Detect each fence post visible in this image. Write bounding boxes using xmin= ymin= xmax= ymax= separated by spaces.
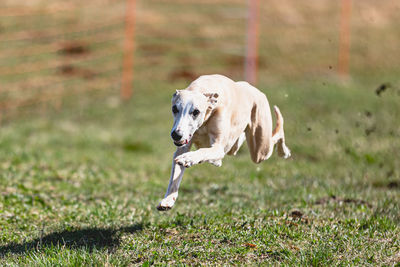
xmin=244 ymin=0 xmax=260 ymax=85
xmin=121 ymin=0 xmax=136 ymax=100
xmin=338 ymin=0 xmax=352 ymax=77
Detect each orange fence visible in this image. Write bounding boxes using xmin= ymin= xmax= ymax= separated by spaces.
xmin=121 ymin=0 xmax=136 ymax=100
xmin=338 ymin=0 xmax=352 ymax=77
xmin=3 ymin=0 xmax=394 ymax=122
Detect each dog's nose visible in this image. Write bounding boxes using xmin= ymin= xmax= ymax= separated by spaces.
xmin=171 ymin=130 xmax=182 ymax=141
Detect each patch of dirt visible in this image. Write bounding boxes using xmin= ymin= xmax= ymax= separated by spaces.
xmin=168 ymin=69 xmax=198 ymax=82
xmin=57 ymin=64 xmax=96 ymax=79
xmin=58 ymin=42 xmax=90 ymax=56
xmin=364 ymin=110 xmax=372 ymax=117
xmin=373 ymin=179 xmax=400 ymax=190
xmin=375 ymin=83 xmax=390 ymax=96
xmin=388 ymin=181 xmax=400 ymax=189
xmin=287 ymin=210 xmax=310 ymax=224
xmin=315 ymin=195 xmax=372 ymax=208
xmin=365 ymin=125 xmax=376 ymax=136
xmin=290 ymin=210 xmax=303 ymax=219
xmin=138 ymin=43 xmax=169 ymax=56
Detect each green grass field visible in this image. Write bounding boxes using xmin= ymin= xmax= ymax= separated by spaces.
xmin=1 ymin=0 xmax=400 ymax=265
xmin=1 ymin=77 xmax=399 ymax=265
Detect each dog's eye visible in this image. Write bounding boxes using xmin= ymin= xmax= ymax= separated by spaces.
xmin=192 ymin=109 xmax=200 ymax=117
xmin=172 ymin=105 xmax=179 ymax=114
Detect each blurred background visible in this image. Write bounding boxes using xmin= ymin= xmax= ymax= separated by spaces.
xmin=1 ymin=0 xmax=399 ymax=120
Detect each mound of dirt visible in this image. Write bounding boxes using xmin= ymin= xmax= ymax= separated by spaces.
xmin=57 ymin=64 xmax=96 ymax=79
xmin=58 ymin=42 xmax=90 ymax=56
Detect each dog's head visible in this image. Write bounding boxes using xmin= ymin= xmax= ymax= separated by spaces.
xmin=170 ymin=90 xmax=218 ymax=146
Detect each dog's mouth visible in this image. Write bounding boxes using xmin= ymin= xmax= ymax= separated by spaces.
xmin=173 ymin=134 xmax=192 ymax=147
xmin=174 ymin=139 xmax=189 ymax=147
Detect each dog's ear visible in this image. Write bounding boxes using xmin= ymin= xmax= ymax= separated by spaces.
xmin=173 ymin=90 xmax=181 ymax=98
xmin=204 ymin=93 xmax=219 ymax=109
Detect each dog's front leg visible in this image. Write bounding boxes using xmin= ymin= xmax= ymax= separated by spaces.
xmin=157 ymin=145 xmax=190 ymax=211
xmin=175 ymin=144 xmax=225 ymax=168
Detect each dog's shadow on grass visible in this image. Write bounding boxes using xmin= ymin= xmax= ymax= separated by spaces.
xmin=0 ymin=223 xmax=143 ymax=256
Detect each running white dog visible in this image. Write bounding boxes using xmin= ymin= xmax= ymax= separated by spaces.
xmin=157 ymin=74 xmax=291 ymax=211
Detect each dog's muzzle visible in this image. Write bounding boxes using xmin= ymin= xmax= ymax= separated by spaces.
xmin=171 ymin=130 xmax=191 ymax=146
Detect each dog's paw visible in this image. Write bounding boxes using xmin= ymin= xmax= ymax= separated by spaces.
xmin=280 ymin=144 xmax=291 ymax=159
xmin=209 ymin=159 xmax=222 ymax=167
xmin=277 ymin=139 xmax=291 ymax=159
xmin=156 ymin=204 xmax=172 ymax=211
xmin=283 ymin=146 xmax=291 ymax=159
xmin=157 ymin=194 xmax=177 ymax=211
xmin=175 ymin=152 xmax=199 ymax=168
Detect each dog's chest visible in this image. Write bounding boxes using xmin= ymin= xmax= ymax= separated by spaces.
xmin=192 ymin=127 xmax=210 ymax=148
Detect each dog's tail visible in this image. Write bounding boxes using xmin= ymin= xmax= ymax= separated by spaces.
xmin=272 ymin=105 xmax=291 ymax=159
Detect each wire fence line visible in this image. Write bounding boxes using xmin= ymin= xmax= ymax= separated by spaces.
xmin=0 ymin=0 xmax=126 ymax=120
xmin=1 ymin=0 xmax=398 ymax=121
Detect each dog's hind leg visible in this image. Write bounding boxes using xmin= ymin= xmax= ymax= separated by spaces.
xmin=271 ymin=106 xmax=291 ymax=159
xmin=246 ymin=99 xmax=291 ymax=163
xmin=245 ymin=96 xmax=274 ymax=163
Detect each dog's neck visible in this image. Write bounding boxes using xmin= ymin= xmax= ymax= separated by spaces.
xmin=202 ymin=107 xmax=216 ymax=126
